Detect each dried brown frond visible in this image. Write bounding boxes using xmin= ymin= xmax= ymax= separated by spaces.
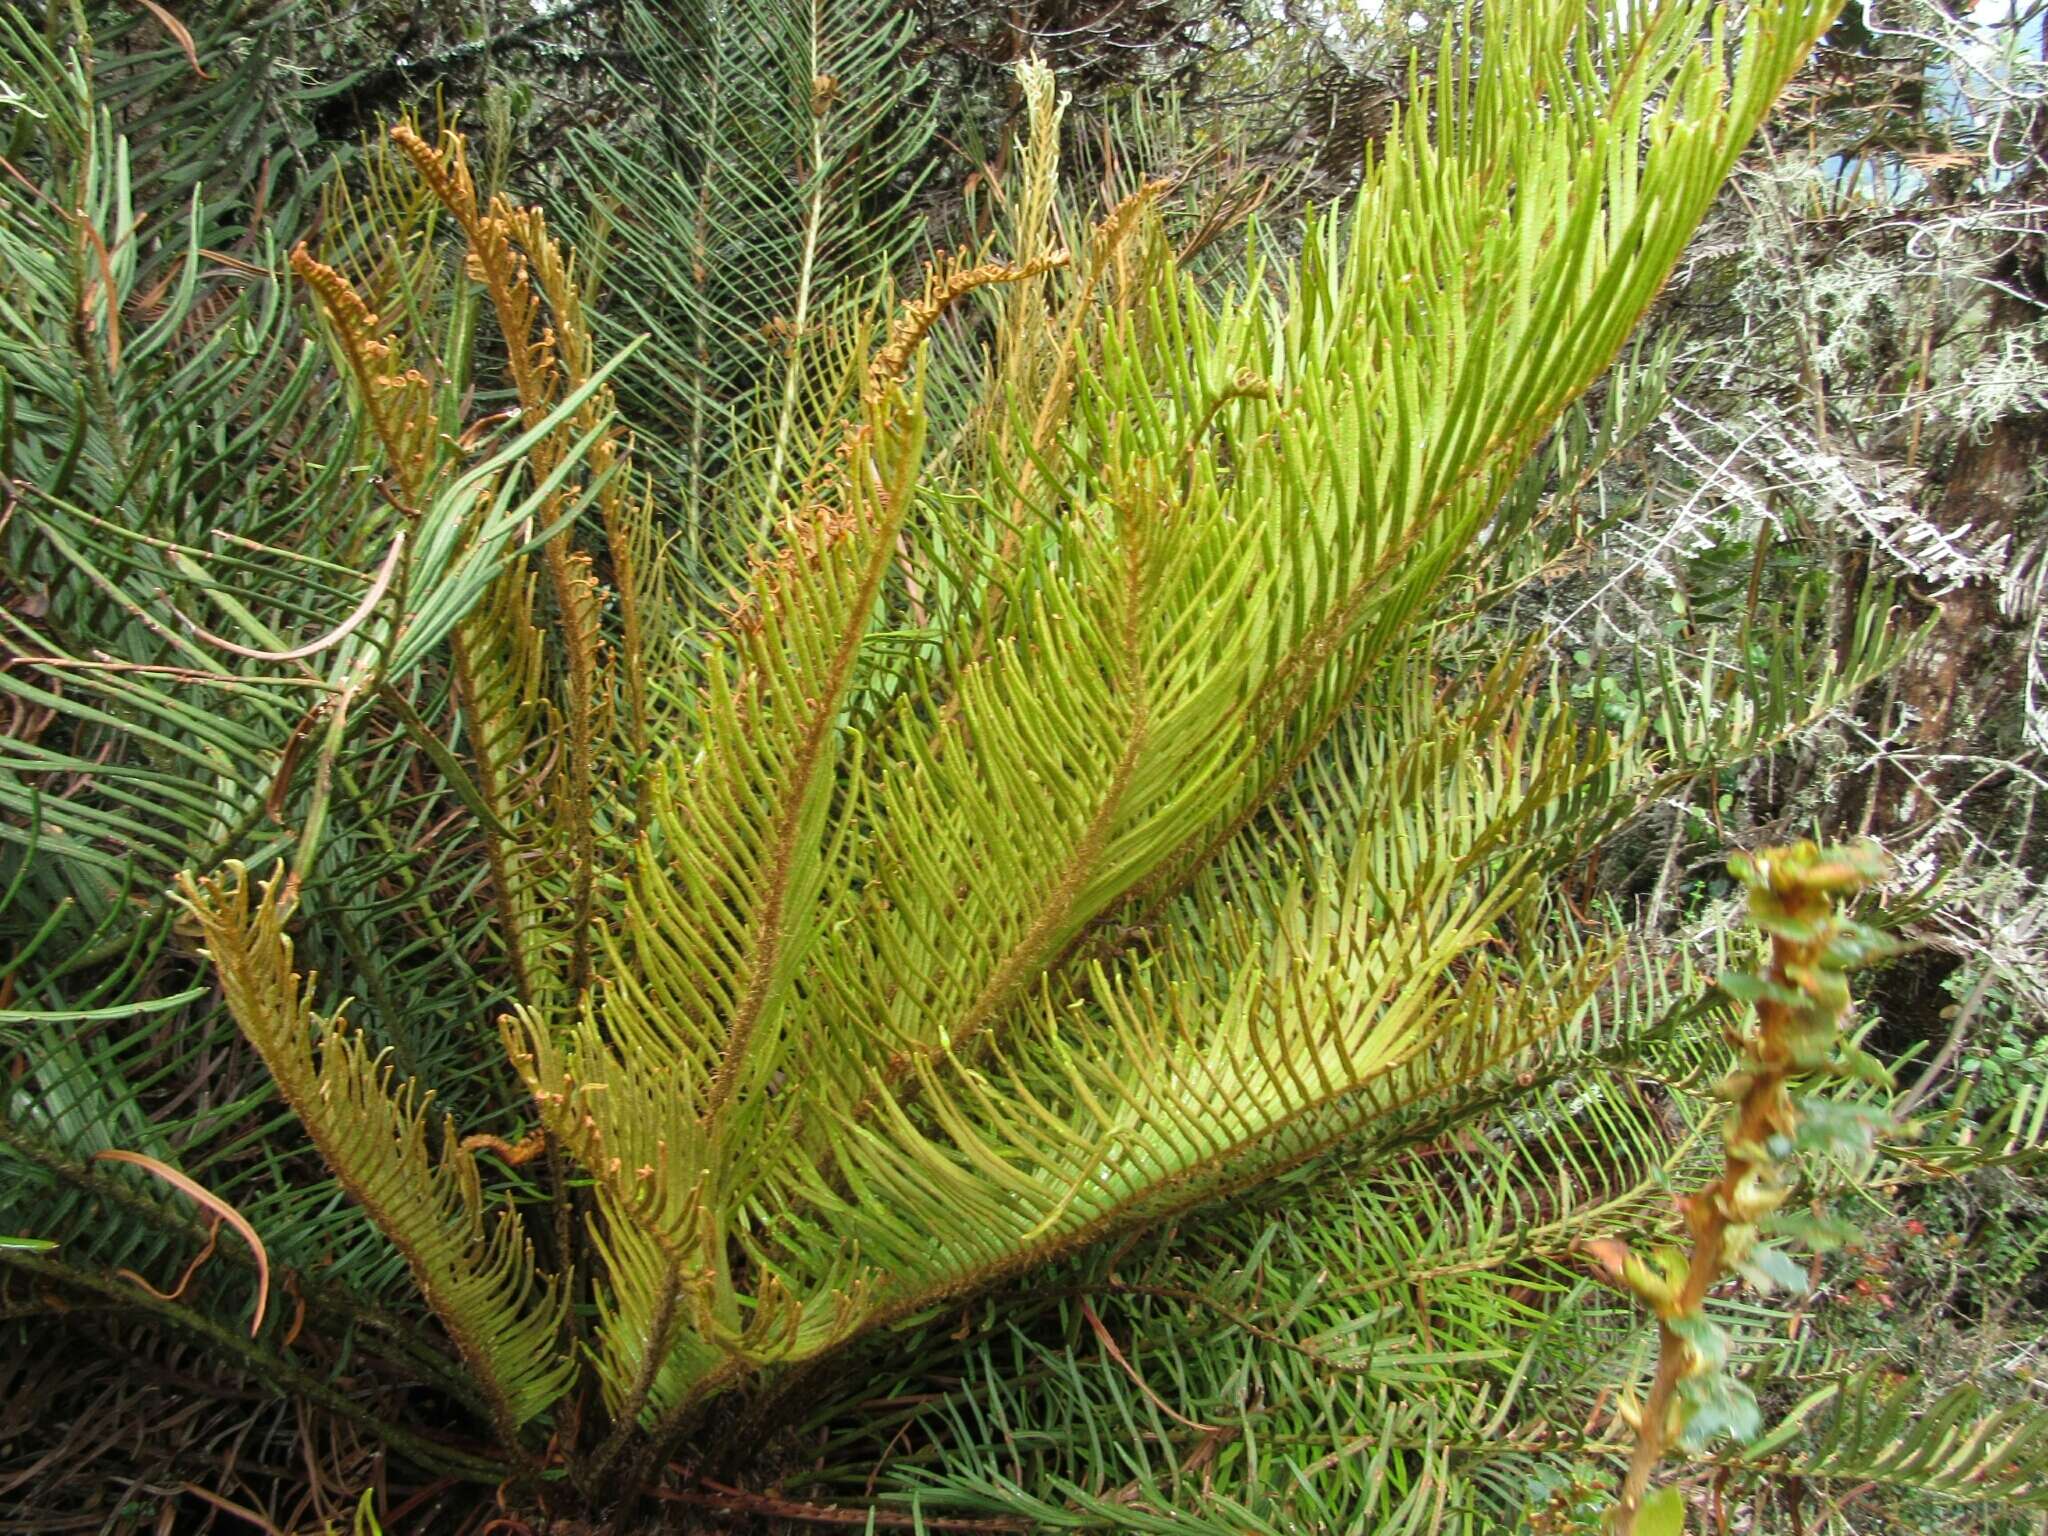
xmin=0 ymin=1308 xmax=404 ymax=1534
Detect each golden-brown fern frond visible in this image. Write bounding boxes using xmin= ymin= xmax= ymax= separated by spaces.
xmin=289 ymin=244 xmax=441 ymax=501
xmin=389 ymin=125 xmax=560 ymax=418
xmin=447 ymin=562 xmax=574 ymax=1016
xmin=507 ymin=393 xmax=927 ymax=1370
xmin=865 ymin=249 xmax=1070 ymax=404
xmin=378 ymin=122 xmax=647 ymax=1006
xmin=176 ymin=863 xmax=575 ymax=1442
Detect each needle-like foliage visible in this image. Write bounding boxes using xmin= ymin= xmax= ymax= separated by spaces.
xmin=5 ymin=0 xmax=1954 ymax=1520
xmin=484 ymin=0 xmax=1876 ymax=1443
xmin=565 ymin=0 xmax=939 ymax=548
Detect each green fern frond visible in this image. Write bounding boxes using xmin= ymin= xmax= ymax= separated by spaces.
xmin=782 ymin=663 xmax=1660 ymax=1324
xmin=567 ymin=0 xmax=939 ymax=541
xmin=8 ymin=0 xmax=1918 ymax=1511
xmin=1739 ymin=1368 xmax=2048 ymax=1510
xmin=509 ymin=386 xmax=929 ymax=1391
xmin=1645 ymin=578 xmax=1916 ymax=774
xmin=776 ymin=930 xmax=1740 ymax=1529
xmin=468 ymin=0 xmax=1858 ymax=1426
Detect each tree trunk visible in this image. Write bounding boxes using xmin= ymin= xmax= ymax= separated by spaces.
xmin=1864 ymin=246 xmax=2048 ymax=838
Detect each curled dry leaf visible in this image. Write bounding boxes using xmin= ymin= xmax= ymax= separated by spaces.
xmin=94 ymin=1148 xmax=270 ymax=1335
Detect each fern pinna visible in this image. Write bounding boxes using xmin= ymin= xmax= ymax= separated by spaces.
xmin=5 ymin=0 xmax=1919 ymax=1520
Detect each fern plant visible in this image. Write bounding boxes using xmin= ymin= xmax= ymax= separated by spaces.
xmin=3 ymin=0 xmax=1913 ymax=1521
xmin=773 ymin=959 xmax=2048 ymax=1534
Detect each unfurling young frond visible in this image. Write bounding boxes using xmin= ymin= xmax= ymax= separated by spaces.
xmin=176 ymin=863 xmax=573 ymax=1440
